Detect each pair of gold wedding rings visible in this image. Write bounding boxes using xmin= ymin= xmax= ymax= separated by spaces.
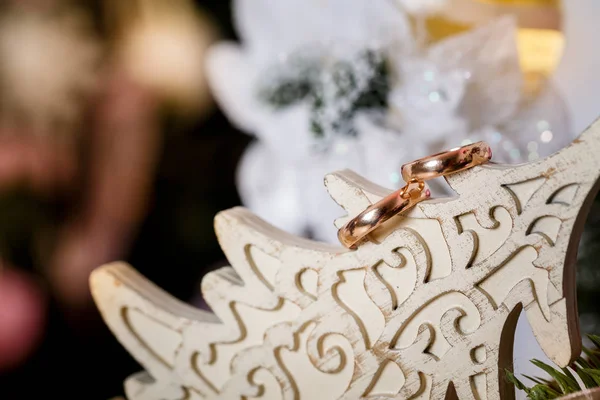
xmin=338 ymin=141 xmax=493 ymax=249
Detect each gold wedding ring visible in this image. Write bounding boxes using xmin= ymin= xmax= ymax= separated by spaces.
xmin=337 ymin=179 xmax=430 ymax=249
xmin=338 ymin=142 xmax=492 ymax=249
xmin=401 ymin=141 xmax=492 ymax=182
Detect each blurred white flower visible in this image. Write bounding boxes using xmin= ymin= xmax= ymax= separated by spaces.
xmin=208 ymin=0 xmax=572 ymax=243
xmin=208 ymin=0 xmax=415 ymax=241
xmin=0 ymin=7 xmax=101 ymax=133
xmin=208 ymin=0 xmax=414 ymax=160
xmin=387 ymin=17 xmax=524 ymax=149
xmin=388 ymin=59 xmax=469 ymax=144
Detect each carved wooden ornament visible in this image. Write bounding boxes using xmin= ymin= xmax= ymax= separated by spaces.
xmin=90 ymin=118 xmax=600 ymax=400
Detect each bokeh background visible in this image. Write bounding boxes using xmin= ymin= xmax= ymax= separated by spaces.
xmin=0 ymin=1 xmax=248 ymax=398
xmin=0 ymin=0 xmax=598 ymax=399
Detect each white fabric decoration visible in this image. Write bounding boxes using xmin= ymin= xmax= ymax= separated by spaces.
xmin=207 ymin=0 xmax=572 ymax=244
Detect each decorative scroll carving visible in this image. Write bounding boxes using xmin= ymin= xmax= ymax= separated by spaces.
xmin=90 ymin=118 xmax=600 ymax=399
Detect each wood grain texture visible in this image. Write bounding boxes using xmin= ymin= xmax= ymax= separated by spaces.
xmin=90 ymin=117 xmax=600 ymax=399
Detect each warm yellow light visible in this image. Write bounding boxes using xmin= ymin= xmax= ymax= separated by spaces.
xmin=106 ymin=0 xmax=218 ymax=117
xmin=517 ymin=28 xmax=565 ymax=77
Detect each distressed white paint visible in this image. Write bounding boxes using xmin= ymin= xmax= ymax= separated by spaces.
xmin=91 ymin=117 xmax=600 ymax=399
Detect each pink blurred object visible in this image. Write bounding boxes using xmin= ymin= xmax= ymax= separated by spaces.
xmin=49 ymin=67 xmax=160 ymax=307
xmin=0 ymin=135 xmax=75 ymax=193
xmin=0 ymin=266 xmax=47 ymax=371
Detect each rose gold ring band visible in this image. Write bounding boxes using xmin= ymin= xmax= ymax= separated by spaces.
xmin=337 ymin=180 xmax=430 ymax=249
xmin=401 ymin=141 xmax=492 ymax=182
xmin=338 ymin=142 xmax=492 ymax=249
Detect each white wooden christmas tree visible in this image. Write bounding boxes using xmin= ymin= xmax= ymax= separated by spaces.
xmin=90 ymin=117 xmax=600 ymax=399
